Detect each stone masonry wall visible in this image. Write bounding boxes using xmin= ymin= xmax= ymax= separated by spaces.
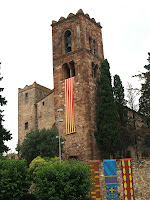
xmin=36 ymin=92 xmax=55 ymax=130
xmin=18 ymin=82 xmax=52 ymax=144
xmin=18 ymin=85 xmax=37 ymax=144
xmin=98 ymin=158 xmax=150 ymax=200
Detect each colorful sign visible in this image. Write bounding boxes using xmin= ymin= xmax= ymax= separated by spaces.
xmin=104 ymin=159 xmax=118 ymax=200
xmin=88 ymin=160 xmax=101 ymax=200
xmin=120 ymin=158 xmax=135 ymax=200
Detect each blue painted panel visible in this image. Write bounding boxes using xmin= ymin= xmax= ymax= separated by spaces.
xmin=104 ymin=159 xmax=118 ymax=200
xmin=104 ymin=159 xmax=117 ymax=176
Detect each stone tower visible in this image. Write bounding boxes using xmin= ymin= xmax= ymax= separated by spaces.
xmin=52 ymin=9 xmax=104 ymax=161
xmin=18 ymin=82 xmax=54 ymax=144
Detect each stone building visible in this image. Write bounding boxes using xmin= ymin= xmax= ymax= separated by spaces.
xmin=52 ymin=9 xmax=104 ymax=161
xmin=18 ymin=9 xmax=149 ymax=161
xmin=18 ymin=9 xmax=104 ymax=161
xmin=18 ymin=82 xmax=55 ymax=144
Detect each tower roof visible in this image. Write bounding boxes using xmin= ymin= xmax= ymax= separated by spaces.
xmin=51 ymin=9 xmax=102 ymax=28
xmin=18 ymin=82 xmax=53 ymax=93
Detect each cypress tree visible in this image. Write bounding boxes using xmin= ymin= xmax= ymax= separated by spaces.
xmin=94 ymin=59 xmax=120 ymax=157
xmin=113 ymin=74 xmax=128 ymax=126
xmin=113 ymin=76 xmax=135 ymax=157
xmin=139 ymin=53 xmax=150 ymax=128
xmin=0 ymin=67 xmax=12 ymax=153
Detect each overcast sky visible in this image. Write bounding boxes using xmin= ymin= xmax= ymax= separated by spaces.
xmin=0 ymin=0 xmax=150 ymax=153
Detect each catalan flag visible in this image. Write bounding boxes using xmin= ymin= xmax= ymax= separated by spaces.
xmin=65 ymin=77 xmax=75 ymax=134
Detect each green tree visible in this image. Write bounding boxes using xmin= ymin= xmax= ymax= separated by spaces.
xmin=33 ymin=160 xmax=92 ymax=200
xmin=94 ymin=59 xmax=120 ymax=157
xmin=113 ymin=74 xmax=128 ymax=126
xmin=17 ymin=128 xmax=63 ymax=164
xmin=0 ymin=69 xmax=12 ymax=153
xmin=139 ymin=52 xmax=150 ymax=128
xmin=0 ymin=158 xmax=31 ymax=200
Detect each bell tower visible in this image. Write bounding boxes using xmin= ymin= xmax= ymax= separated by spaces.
xmin=52 ymin=9 xmax=104 ymax=161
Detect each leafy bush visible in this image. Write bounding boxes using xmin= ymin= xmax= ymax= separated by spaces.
xmin=33 ymin=160 xmax=92 ymax=200
xmin=0 ymin=158 xmax=31 ymax=200
xmin=29 ymin=156 xmax=60 ymax=180
xmin=0 ymin=153 xmax=6 ymax=160
xmin=29 ymin=156 xmax=46 ymax=179
xmin=18 ymin=193 xmax=37 ymax=200
xmin=44 ymin=156 xmax=59 ymax=163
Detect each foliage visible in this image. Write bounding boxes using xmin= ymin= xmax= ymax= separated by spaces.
xmin=119 ymin=126 xmax=134 ymax=157
xmin=113 ymin=74 xmax=128 ymax=126
xmin=17 ymin=128 xmax=62 ymax=165
xmin=0 ymin=158 xmax=31 ymax=200
xmin=18 ymin=193 xmax=37 ymax=200
xmin=29 ymin=156 xmax=46 ymax=179
xmin=94 ymin=59 xmax=121 ymax=156
xmin=144 ymin=135 xmax=150 ymax=147
xmin=139 ymin=52 xmax=150 ymax=128
xmin=44 ymin=156 xmax=59 ymax=163
xmin=29 ymin=156 xmax=60 ymax=178
xmin=113 ymin=75 xmax=133 ymax=156
xmin=0 ymin=74 xmax=12 ymax=153
xmin=0 ymin=153 xmax=7 ymax=160
xmin=33 ymin=160 xmax=92 ymax=200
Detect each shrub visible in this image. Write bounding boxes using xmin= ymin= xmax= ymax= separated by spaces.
xmin=29 ymin=156 xmax=60 ymax=180
xmin=44 ymin=156 xmax=59 ymax=164
xmin=29 ymin=156 xmax=46 ymax=179
xmin=33 ymin=160 xmax=92 ymax=200
xmin=0 ymin=158 xmax=31 ymax=200
xmin=19 ymin=193 xmax=37 ymax=200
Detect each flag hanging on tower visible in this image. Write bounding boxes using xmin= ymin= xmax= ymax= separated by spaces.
xmin=65 ymin=77 xmax=75 ymax=134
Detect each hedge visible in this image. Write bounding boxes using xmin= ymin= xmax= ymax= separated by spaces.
xmin=0 ymin=158 xmax=31 ymax=200
xmin=33 ymin=160 xmax=92 ymax=200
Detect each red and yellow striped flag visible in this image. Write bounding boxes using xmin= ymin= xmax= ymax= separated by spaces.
xmin=65 ymin=77 xmax=75 ymax=134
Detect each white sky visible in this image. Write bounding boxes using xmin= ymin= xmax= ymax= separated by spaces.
xmin=0 ymin=0 xmax=150 ymax=152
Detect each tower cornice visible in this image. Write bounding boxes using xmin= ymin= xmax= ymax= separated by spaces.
xmin=51 ymin=9 xmax=102 ymax=29
xmin=53 ymin=47 xmax=103 ymax=62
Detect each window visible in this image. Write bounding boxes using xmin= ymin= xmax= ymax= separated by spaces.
xmin=94 ymin=64 xmax=98 ymax=78
xmin=89 ymin=37 xmax=92 ymax=52
xmin=42 ymin=101 xmax=45 ymax=106
xmin=68 ymin=156 xmax=78 ymax=160
xmin=64 ymin=30 xmax=72 ymax=53
xmin=92 ymin=62 xmax=95 ymax=77
xmin=89 ymin=37 xmax=97 ymax=55
xmin=93 ymin=40 xmax=96 ymax=55
xmin=63 ymin=63 xmax=70 ymax=79
xmin=63 ymin=61 xmax=75 ymax=80
xmin=25 ymin=122 xmax=28 ymax=130
xmin=25 ymin=92 xmax=28 ymax=98
xmin=69 ymin=61 xmax=75 ymax=77
xmin=92 ymin=62 xmax=98 ymax=78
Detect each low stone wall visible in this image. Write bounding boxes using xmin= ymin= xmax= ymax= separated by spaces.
xmin=98 ymin=158 xmax=150 ymax=200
